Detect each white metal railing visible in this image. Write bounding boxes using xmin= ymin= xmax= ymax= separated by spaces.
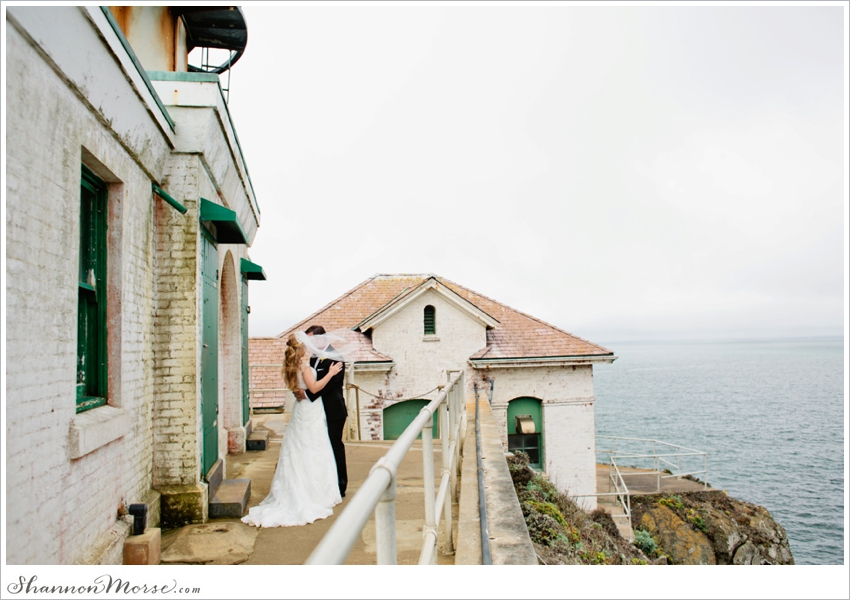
xmin=576 ymin=436 xmax=709 ymax=536
xmin=306 ymin=370 xmax=466 ymax=565
xmin=597 ymin=435 xmax=708 ymax=491
xmin=607 ymin=460 xmax=633 ymax=537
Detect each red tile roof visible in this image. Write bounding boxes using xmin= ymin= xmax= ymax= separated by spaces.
xmin=254 ymin=274 xmax=611 ymax=362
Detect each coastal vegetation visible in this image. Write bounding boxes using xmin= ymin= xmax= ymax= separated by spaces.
xmin=507 ymin=452 xmax=795 ymax=565
xmin=507 ymin=453 xmax=649 ymax=565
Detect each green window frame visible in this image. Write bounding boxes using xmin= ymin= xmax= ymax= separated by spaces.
xmin=423 ymin=305 xmax=436 ymax=335
xmin=77 ymin=166 xmax=108 ymax=413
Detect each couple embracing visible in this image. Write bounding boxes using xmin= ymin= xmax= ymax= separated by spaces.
xmin=242 ymin=325 xmax=352 ymax=528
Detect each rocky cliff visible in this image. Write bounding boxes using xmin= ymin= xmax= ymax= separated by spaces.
xmin=508 ymin=453 xmax=795 ymax=565
xmin=631 ymin=491 xmax=794 ymax=565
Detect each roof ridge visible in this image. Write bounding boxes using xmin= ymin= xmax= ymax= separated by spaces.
xmin=437 ymin=276 xmax=612 ymax=355
xmin=275 ymin=275 xmax=378 ymax=338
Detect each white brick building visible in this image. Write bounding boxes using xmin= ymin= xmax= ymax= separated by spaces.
xmin=250 ymin=275 xmax=616 ymax=510
xmin=5 ymin=6 xmax=265 ymax=564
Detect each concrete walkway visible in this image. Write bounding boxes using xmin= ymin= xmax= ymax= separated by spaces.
xmin=160 ymin=414 xmax=457 ymax=565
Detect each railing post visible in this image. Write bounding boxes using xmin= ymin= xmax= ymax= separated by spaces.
xmin=656 ymin=456 xmax=661 ymax=492
xmin=449 ymin=383 xmax=458 ymax=502
xmin=421 ymin=410 xmax=436 ymax=559
xmin=374 ymin=464 xmax=398 ymax=565
xmin=355 ymin=386 xmax=361 ymax=441
xmin=440 ymin=397 xmax=454 ymax=554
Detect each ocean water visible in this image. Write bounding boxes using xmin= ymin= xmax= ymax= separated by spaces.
xmin=592 ymin=337 xmax=845 ymax=565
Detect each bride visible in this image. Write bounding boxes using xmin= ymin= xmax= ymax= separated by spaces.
xmin=242 ymin=333 xmax=343 ymax=527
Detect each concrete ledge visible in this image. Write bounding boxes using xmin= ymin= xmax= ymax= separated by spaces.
xmin=69 ymin=405 xmax=130 ymax=459
xmin=140 ymin=489 xmax=162 ymax=529
xmin=478 ymin=400 xmax=537 ymax=565
xmin=75 ymin=517 xmax=132 ymax=565
xmin=124 ymin=528 xmax=161 ymax=565
xmin=456 ymin=416 xmax=483 ymax=564
xmin=157 ymin=484 xmax=208 ymax=530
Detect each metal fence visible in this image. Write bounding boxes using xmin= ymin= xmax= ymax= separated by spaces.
xmin=597 ymin=435 xmax=708 ymax=489
xmin=306 ymin=370 xmax=466 ymax=565
xmin=594 ymin=435 xmax=708 ymax=535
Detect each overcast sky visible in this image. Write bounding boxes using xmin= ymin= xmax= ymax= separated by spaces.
xmin=225 ymin=3 xmax=846 ymax=343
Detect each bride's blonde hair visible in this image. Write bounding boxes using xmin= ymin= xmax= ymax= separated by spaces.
xmin=282 ymin=334 xmax=304 ymax=391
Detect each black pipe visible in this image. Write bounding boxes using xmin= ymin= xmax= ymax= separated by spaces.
xmin=474 ymin=383 xmax=492 ymax=565
xmin=128 ymin=504 xmax=147 ymax=536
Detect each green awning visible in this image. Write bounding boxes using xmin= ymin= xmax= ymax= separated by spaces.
xmin=240 ymin=258 xmax=267 ymax=280
xmin=200 ymin=198 xmax=247 ymax=244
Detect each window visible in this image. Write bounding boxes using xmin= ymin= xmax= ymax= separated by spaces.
xmin=77 ymin=166 xmax=108 ymax=413
xmin=423 ymin=305 xmax=436 ymax=335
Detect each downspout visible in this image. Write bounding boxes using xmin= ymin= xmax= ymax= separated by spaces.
xmin=474 ymin=383 xmax=492 ymax=565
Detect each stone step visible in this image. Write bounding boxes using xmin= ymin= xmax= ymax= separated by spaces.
xmin=246 ymin=430 xmax=269 ymax=451
xmin=209 ymin=479 xmax=251 ymax=519
xmin=206 ymin=458 xmax=224 ymax=497
xmin=597 ymin=497 xmax=634 ymax=542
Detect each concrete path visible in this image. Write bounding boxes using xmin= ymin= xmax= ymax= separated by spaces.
xmin=161 ymin=414 xmax=457 ymax=565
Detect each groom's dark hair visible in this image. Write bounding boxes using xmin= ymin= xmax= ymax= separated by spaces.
xmin=305 ymin=325 xmax=326 ymax=335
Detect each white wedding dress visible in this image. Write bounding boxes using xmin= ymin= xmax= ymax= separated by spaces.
xmin=242 ymin=369 xmax=341 ymax=527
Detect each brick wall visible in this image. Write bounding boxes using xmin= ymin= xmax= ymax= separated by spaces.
xmin=152 ymin=155 xmax=201 ymax=487
xmin=5 ymin=15 xmax=167 ymax=564
xmin=486 ymin=364 xmax=598 ymax=510
xmin=248 ymin=338 xmax=288 ymax=410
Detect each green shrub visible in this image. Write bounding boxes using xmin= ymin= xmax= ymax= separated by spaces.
xmin=688 ymin=511 xmax=707 ymax=532
xmin=658 ymin=495 xmax=684 ymax=511
xmin=525 ymin=511 xmax=564 ymax=547
xmin=633 ymin=529 xmax=657 ymax=555
xmin=590 ymin=508 xmax=621 ymax=539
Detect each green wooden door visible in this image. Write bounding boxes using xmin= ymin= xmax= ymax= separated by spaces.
xmin=241 ymin=276 xmax=250 ymax=426
xmin=201 ymin=232 xmax=219 ymax=476
xmin=383 ymin=400 xmax=440 ymax=440
xmin=507 ymin=397 xmax=543 ymax=469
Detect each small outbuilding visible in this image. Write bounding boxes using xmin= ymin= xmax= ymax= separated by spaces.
xmin=250 ymin=274 xmax=615 ymax=509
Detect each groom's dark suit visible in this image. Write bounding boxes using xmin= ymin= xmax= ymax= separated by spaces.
xmin=307 ymin=352 xmax=348 ymax=497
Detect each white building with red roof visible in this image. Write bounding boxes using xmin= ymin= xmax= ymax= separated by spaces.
xmin=249 ymin=274 xmax=616 ymax=508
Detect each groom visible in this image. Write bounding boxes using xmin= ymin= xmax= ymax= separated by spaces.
xmin=298 ymin=325 xmax=348 ymax=498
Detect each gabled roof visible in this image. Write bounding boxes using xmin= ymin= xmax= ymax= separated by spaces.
xmin=356 ymin=276 xmax=499 ymax=331
xmin=274 ymin=274 xmax=612 ymax=361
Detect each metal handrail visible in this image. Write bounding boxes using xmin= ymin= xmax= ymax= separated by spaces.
xmin=608 ymin=460 xmax=633 ymax=539
xmin=306 ymin=370 xmax=466 ymax=565
xmin=597 ymin=435 xmax=708 ymax=491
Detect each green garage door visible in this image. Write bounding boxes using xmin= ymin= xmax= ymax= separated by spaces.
xmin=383 ymin=400 xmax=440 ymax=440
xmin=507 ymin=397 xmax=543 ymax=469
xmin=201 ymin=231 xmax=219 ymax=477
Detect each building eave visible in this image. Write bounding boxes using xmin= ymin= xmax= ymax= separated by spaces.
xmin=469 ymin=355 xmax=617 ymax=369
xmin=350 ymin=361 xmax=395 ymax=373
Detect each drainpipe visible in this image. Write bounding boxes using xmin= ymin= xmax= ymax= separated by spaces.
xmin=473 ymin=383 xmax=492 ymax=565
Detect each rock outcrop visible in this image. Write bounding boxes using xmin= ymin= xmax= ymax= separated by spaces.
xmin=639 ymin=505 xmax=715 ymax=565
xmin=631 ymin=491 xmax=794 ymax=565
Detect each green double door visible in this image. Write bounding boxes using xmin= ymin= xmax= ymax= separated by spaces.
xmin=507 ymin=397 xmax=543 ymax=469
xmin=201 ymin=232 xmax=219 ymax=477
xmin=383 ymin=400 xmax=440 ymax=440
